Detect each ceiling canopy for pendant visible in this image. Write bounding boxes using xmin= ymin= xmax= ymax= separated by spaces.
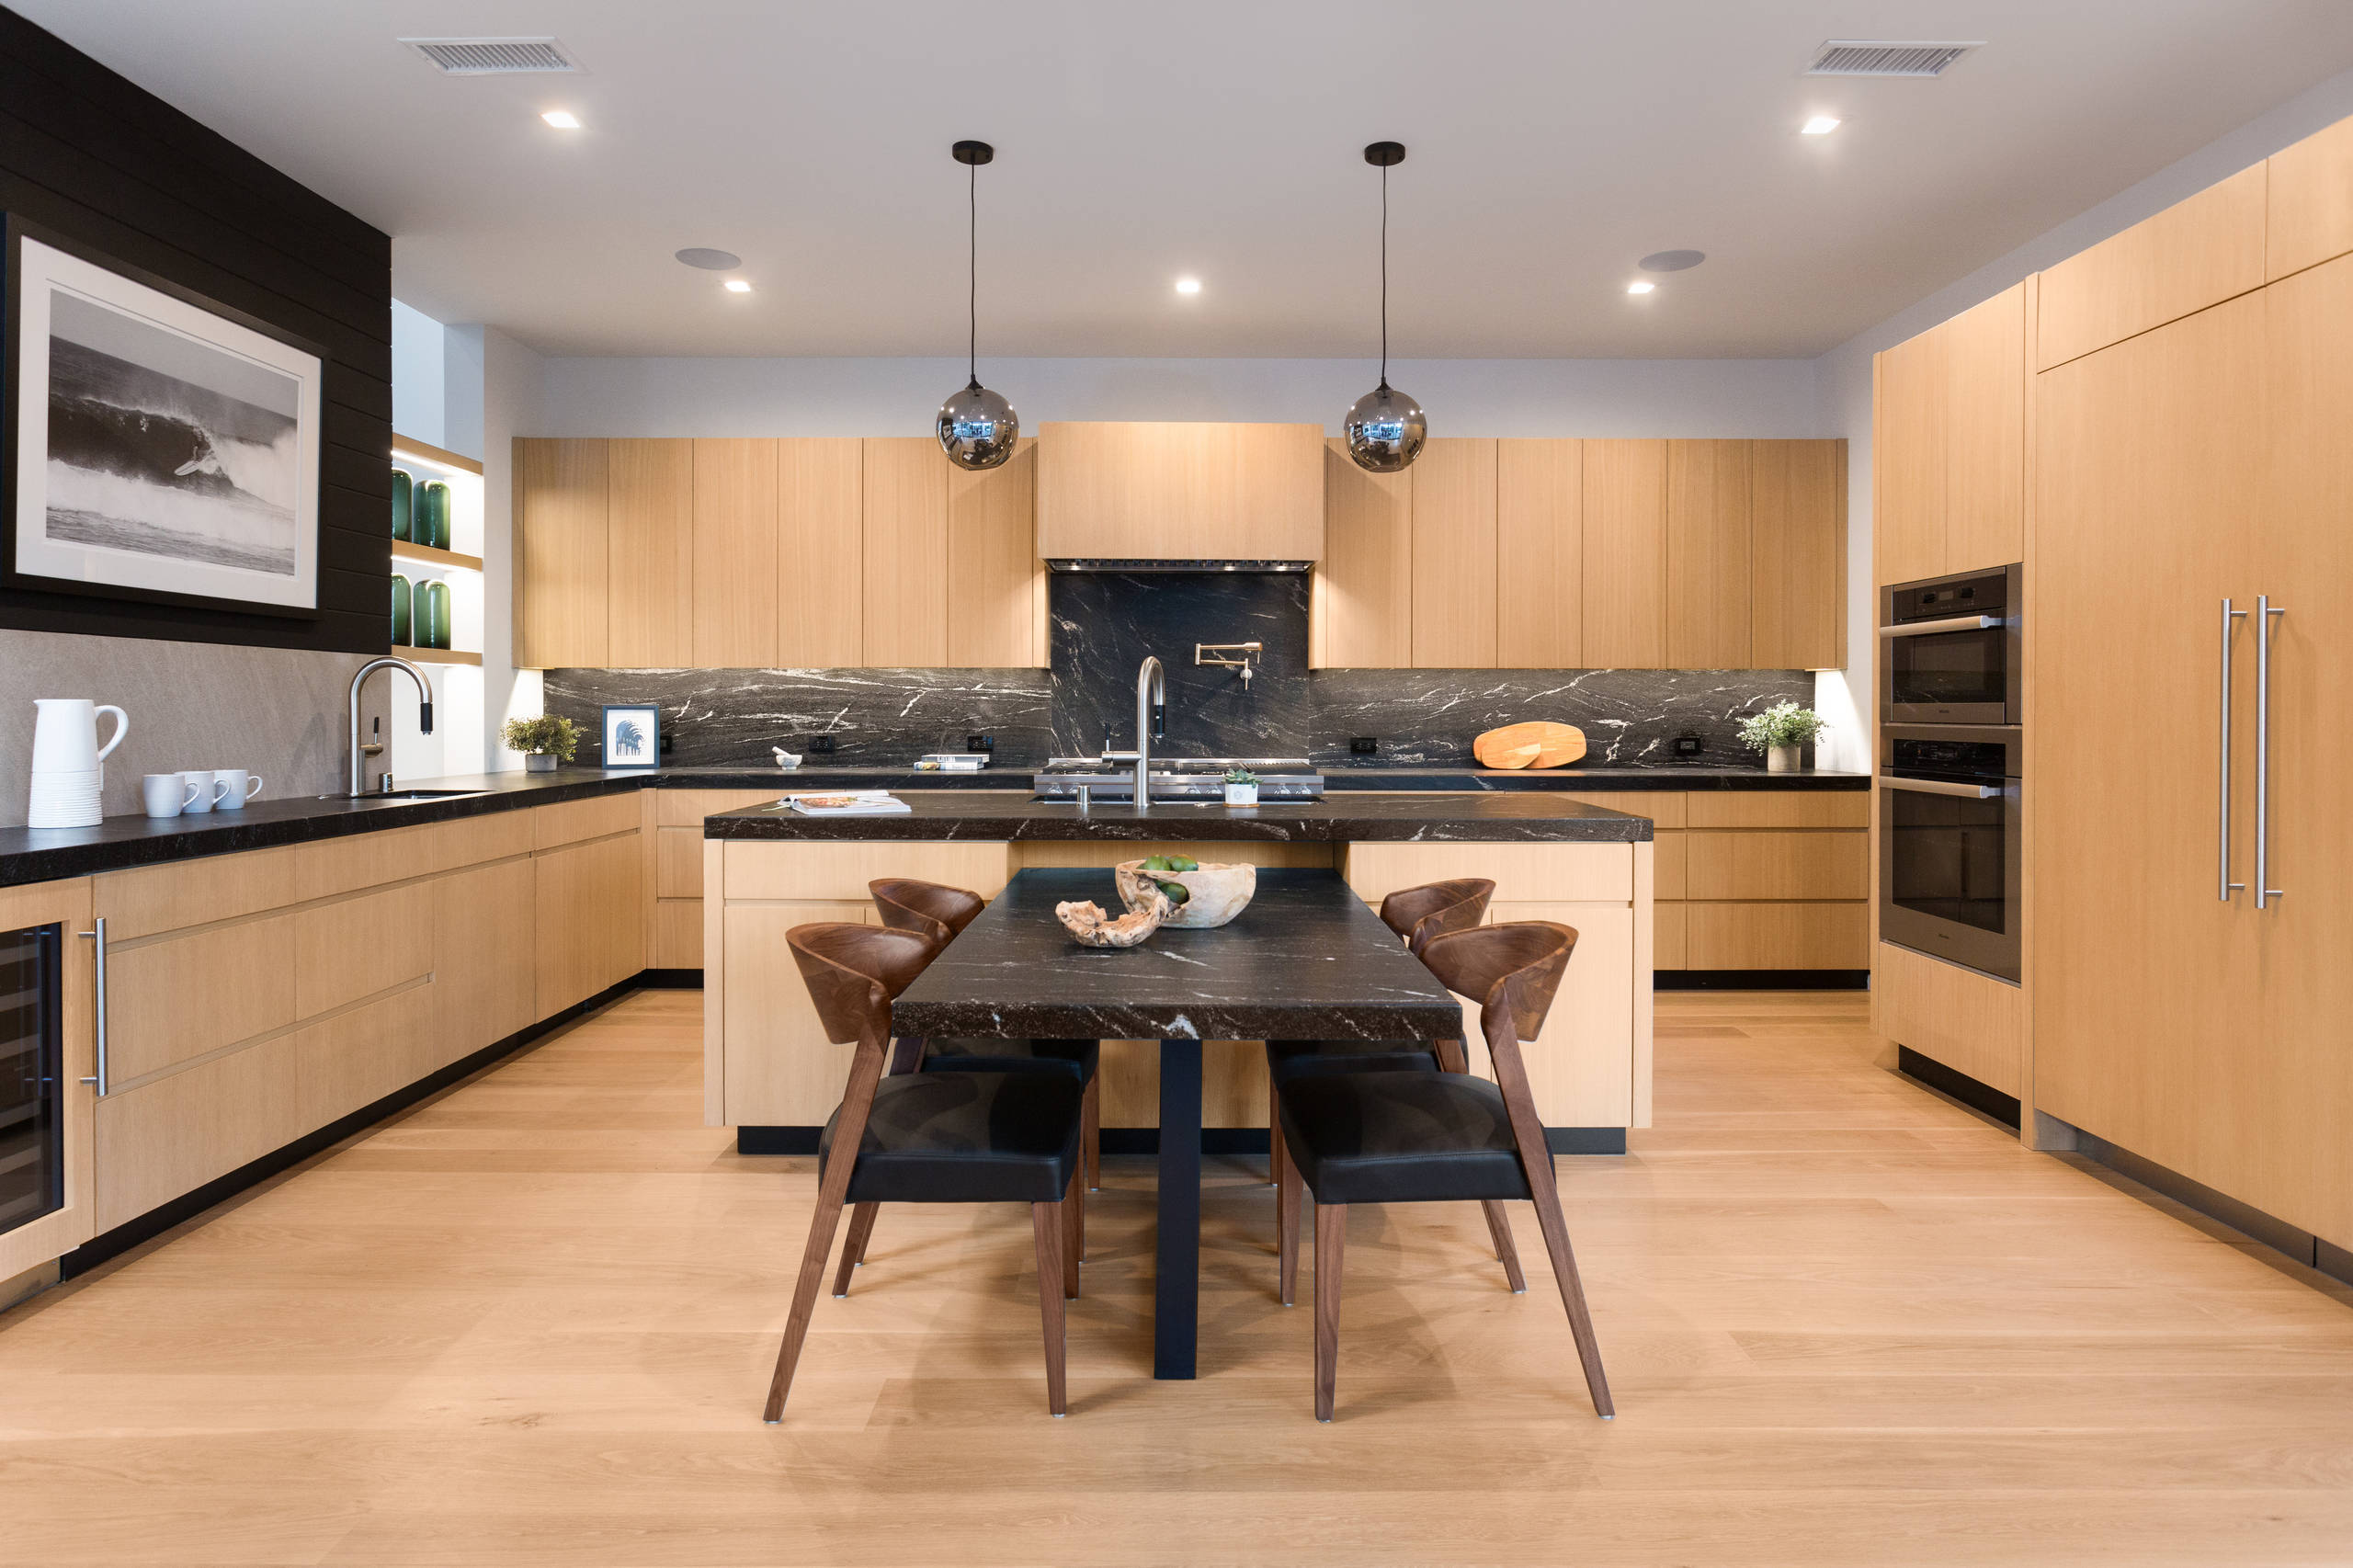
xmin=1343 ymin=140 xmax=1427 ymax=475
xmin=937 ymin=139 xmax=1020 ymax=472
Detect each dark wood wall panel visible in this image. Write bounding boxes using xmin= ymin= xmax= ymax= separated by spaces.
xmin=0 ymin=6 xmax=392 ymax=654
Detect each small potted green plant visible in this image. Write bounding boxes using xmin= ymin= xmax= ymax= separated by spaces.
xmin=501 ymin=714 xmax=583 ymax=774
xmin=1222 ymin=767 xmax=1259 ymax=807
xmin=1738 ymin=701 xmax=1826 ymax=774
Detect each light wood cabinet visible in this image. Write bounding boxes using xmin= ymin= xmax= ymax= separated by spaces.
xmin=1409 ymin=437 xmax=1498 ymax=668
xmin=606 ymin=437 xmax=694 ymax=666
xmin=1035 ymin=421 xmax=1324 ymax=561
xmin=1872 ymin=326 xmax=1945 ymax=587
xmin=946 ymin=437 xmax=1043 ymax=666
xmin=1580 ymin=438 xmax=1669 ymax=666
xmin=1750 ymin=438 xmax=1846 ymax=669
xmin=1873 ymin=284 xmax=2024 ymax=586
xmin=690 ymin=437 xmax=780 ymax=667
xmin=534 ymin=830 xmax=646 ymax=1016
xmin=436 ymin=856 xmax=538 ymax=1052
xmin=2036 ymin=164 xmax=2267 ymax=371
xmin=2268 ymin=115 xmax=2353 ymax=282
xmin=1313 ymin=440 xmax=1413 ymax=669
xmin=861 ymin=437 xmax=949 ymax=665
xmin=1495 ymin=438 xmax=1582 ymax=668
xmin=513 ymin=437 xmax=608 ymax=668
xmin=652 ymin=789 xmax=785 ymax=969
xmin=1872 ymin=940 xmax=2021 ymax=1098
xmin=1665 ymin=438 xmax=1753 ymax=667
xmin=778 ymin=438 xmax=865 ymax=667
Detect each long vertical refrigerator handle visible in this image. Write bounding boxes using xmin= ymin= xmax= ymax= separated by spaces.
xmin=2221 ymin=599 xmax=2246 ymax=901
xmin=2256 ymin=597 xmax=2287 ymax=909
xmin=76 ymin=915 xmax=108 ymax=1096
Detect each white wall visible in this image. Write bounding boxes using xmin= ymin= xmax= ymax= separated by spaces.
xmin=1808 ymin=62 xmax=2353 ymax=772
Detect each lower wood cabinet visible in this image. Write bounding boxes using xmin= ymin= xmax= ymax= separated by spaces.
xmin=534 ymin=831 xmax=645 ymax=1016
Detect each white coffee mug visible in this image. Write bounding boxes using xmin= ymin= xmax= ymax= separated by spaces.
xmin=179 ymin=769 xmax=227 ymax=813
xmin=143 ymin=773 xmax=199 ymax=818
xmin=210 ymin=769 xmax=264 ymax=808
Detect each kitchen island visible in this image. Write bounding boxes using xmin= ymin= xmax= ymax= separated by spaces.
xmin=703 ymin=791 xmax=1654 ymax=1149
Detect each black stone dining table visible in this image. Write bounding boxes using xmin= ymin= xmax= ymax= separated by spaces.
xmin=890 ymin=866 xmax=1468 ymax=1380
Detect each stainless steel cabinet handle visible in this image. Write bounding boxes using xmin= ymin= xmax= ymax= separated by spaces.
xmin=76 ymin=915 xmax=108 ymax=1096
xmin=1878 ymin=614 xmax=2002 ymax=639
xmin=1880 ymin=775 xmax=2002 ymax=800
xmin=2256 ymin=597 xmax=2286 ymax=909
xmin=2221 ymin=598 xmax=2247 ymax=901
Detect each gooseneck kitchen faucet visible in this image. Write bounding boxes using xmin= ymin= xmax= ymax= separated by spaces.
xmin=347 ymin=655 xmax=434 ymax=796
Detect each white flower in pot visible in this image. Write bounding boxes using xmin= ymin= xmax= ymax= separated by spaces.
xmin=1222 ymin=767 xmax=1259 ymax=806
xmin=1737 ymin=701 xmax=1826 ymax=774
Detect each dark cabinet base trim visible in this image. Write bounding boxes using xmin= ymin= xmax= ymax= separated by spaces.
xmin=736 ymin=1125 xmax=1629 ymax=1157
xmin=1896 ymin=1046 xmax=2023 ymax=1130
xmin=2070 ymin=1130 xmax=2353 ymax=1291
xmin=1656 ymin=969 xmax=1869 ymax=990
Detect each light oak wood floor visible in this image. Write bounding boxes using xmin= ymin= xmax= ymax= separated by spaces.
xmin=6 ymin=988 xmax=2353 ymax=1565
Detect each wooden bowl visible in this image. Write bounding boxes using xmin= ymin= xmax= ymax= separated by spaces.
xmin=1114 ymin=859 xmax=1256 ymax=929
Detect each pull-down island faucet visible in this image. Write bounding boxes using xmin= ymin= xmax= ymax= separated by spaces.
xmin=347 ymin=655 xmax=434 ymax=797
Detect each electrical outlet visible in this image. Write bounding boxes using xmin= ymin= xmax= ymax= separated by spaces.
xmin=808 ymin=734 xmax=837 ymax=756
xmin=966 ymin=733 xmax=995 ymax=753
xmin=1674 ymin=734 xmax=1704 ymax=757
xmin=1350 ymin=736 xmax=1379 ymax=755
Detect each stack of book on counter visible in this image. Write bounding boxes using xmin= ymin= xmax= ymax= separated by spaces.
xmin=783 ymin=790 xmax=912 ymax=816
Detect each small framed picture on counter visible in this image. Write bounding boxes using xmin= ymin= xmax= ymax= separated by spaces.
xmin=601 ymin=704 xmax=661 ymax=769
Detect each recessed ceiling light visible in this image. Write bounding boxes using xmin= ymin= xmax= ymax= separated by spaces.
xmin=541 ymin=109 xmax=582 ymax=130
xmin=723 ymin=278 xmax=752 ymax=294
xmin=1175 ymin=278 xmax=1202 ymax=296
xmin=1802 ymin=115 xmax=1842 ymax=135
xmin=1626 ymin=279 xmax=1656 ymax=295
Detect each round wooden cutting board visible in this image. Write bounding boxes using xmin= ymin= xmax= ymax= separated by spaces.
xmin=1472 ymin=721 xmax=1587 ymax=769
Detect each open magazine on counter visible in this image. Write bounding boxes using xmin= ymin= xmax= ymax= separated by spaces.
xmin=782 ymin=790 xmax=913 ymax=816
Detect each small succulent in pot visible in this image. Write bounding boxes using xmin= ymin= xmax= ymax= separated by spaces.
xmin=1222 ymin=767 xmax=1260 ymax=806
xmin=502 ymin=715 xmax=583 ymax=773
xmin=1737 ymin=701 xmax=1826 ymax=774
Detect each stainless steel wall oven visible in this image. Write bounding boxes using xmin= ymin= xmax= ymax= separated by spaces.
xmin=1879 ymin=564 xmax=2022 ymax=726
xmin=1878 ymin=724 xmax=2021 ymax=983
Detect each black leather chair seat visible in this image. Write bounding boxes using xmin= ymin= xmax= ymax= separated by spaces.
xmin=922 ymin=1038 xmax=1099 ymax=1081
xmin=1266 ymin=1040 xmax=1440 ymax=1085
xmin=1277 ymin=1072 xmax=1542 ymax=1206
xmin=821 ymin=1072 xmax=1083 ymax=1204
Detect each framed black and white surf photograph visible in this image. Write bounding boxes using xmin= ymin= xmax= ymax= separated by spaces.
xmin=3 ymin=221 xmax=324 ymax=616
xmin=602 ymin=704 xmax=661 ymax=769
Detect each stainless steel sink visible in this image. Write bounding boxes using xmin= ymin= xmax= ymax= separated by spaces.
xmin=322 ymin=789 xmax=493 ymax=802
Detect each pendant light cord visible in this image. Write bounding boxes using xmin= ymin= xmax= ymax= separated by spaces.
xmin=968 ymin=160 xmax=980 ymax=388
xmin=1379 ymin=162 xmax=1390 ymax=389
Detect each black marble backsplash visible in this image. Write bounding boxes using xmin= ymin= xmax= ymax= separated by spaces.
xmin=545 ymin=572 xmax=1814 ymax=769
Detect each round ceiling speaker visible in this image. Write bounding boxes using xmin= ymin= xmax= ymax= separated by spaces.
xmin=675 ymin=247 xmax=743 ymax=270
xmin=1639 ymin=249 xmax=1707 ymax=272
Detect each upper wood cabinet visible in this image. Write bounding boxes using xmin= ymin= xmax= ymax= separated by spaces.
xmin=606 ymin=438 xmax=693 ymax=666
xmin=2037 ymin=164 xmax=2266 ymax=371
xmin=1665 ymin=439 xmax=1752 ymax=668
xmin=861 ymin=437 xmax=949 ymax=666
xmin=1874 ymin=282 xmax=2025 ymax=585
xmin=1580 ymin=439 xmax=1669 ymax=667
xmin=1313 ymin=439 xmax=1413 ymax=668
xmin=690 ymin=438 xmax=779 ymax=667
xmin=1036 ymin=422 xmax=1324 ymax=561
xmin=1410 ymin=437 xmax=1498 ymax=668
xmin=2268 ymin=115 xmax=2353 ymax=283
xmin=513 ymin=437 xmax=608 ymax=668
xmin=947 ymin=438 xmax=1045 ymax=667
xmin=1751 ymin=438 xmax=1847 ymax=670
xmin=778 ymin=438 xmax=863 ymax=666
xmin=1495 ymin=439 xmax=1582 ymax=668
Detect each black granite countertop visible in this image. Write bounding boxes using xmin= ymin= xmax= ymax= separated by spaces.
xmin=702 ymin=790 xmax=1652 ymax=844
xmin=0 ymin=757 xmax=1850 ymax=886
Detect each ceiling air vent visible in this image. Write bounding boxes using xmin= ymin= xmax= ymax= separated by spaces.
xmin=1805 ymin=40 xmax=1981 ymax=77
xmin=402 ymin=37 xmax=584 ymax=74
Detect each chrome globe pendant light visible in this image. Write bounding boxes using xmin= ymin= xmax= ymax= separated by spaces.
xmin=1344 ymin=141 xmax=1426 ymax=474
xmin=937 ymin=140 xmax=1019 ymax=471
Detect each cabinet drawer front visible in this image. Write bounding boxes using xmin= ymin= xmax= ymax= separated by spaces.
xmin=1686 ymin=792 xmax=1868 ymax=829
xmin=1343 ymin=842 xmax=1632 ymax=906
xmin=107 ymin=915 xmax=299 ymax=1083
xmin=432 ymin=809 xmax=535 ymax=872
xmin=656 ymin=789 xmax=784 ymax=827
xmin=1653 ymin=829 xmax=1687 ymax=900
xmin=1685 ymin=902 xmax=1868 ymax=970
xmin=1653 ymin=903 xmax=1688 ymax=969
xmin=96 ymin=849 xmax=296 ymax=940
xmin=656 ymin=899 xmax=705 ymax=968
xmin=295 ymin=824 xmax=435 ymax=903
xmin=1552 ymin=791 xmax=1686 ymax=828
xmin=294 ymin=982 xmax=438 ymax=1131
xmin=722 ymin=841 xmax=1010 ymax=902
xmin=655 ymin=827 xmax=705 ymax=897
xmin=296 ymin=882 xmax=436 ymax=1018
xmin=1478 ymin=900 xmax=1636 ymax=1127
xmin=95 ymin=1033 xmax=301 ymax=1231
xmin=531 ymin=792 xmax=642 ymax=850
xmin=1686 ymin=830 xmax=1867 ymax=901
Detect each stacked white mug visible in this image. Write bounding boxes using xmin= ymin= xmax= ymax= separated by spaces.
xmin=27 ymin=699 xmax=128 ymax=829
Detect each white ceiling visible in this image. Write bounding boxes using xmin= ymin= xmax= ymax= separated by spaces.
xmin=20 ymin=1 xmax=2353 ymax=359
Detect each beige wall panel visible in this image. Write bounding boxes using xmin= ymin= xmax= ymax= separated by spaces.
xmin=435 ymin=857 xmax=538 ymax=1058
xmin=1579 ymin=438 xmax=1668 ymax=666
xmin=1665 ymin=438 xmax=1753 ymax=668
xmin=2037 ymin=164 xmax=2268 ymax=370
xmin=1687 ymin=792 xmax=1869 ymax=829
xmin=95 ymin=849 xmax=296 ymax=941
xmin=722 ymin=839 xmax=1010 ymax=903
xmin=1035 ymin=422 xmax=1324 ymax=560
xmin=861 ymin=437 xmax=950 ymax=666
xmin=1871 ymin=940 xmax=2022 ymax=1097
xmin=606 ymin=437 xmax=695 ymax=666
xmin=94 ymin=1033 xmax=302 ymax=1232
xmin=105 ymin=915 xmax=297 ymax=1084
xmin=1315 ymin=439 xmax=1414 ymax=668
xmin=777 ymin=437 xmax=864 ymax=667
xmin=1686 ymin=902 xmax=1868 ymax=969
xmin=1686 ymin=830 xmax=1869 ymax=902
xmin=513 ymin=437 xmax=608 ymax=668
xmin=1341 ymin=842 xmax=1632 ymax=906
xmin=295 ymin=882 xmax=435 ymax=1018
xmin=1408 ymin=437 xmax=1498 ymax=668
xmin=947 ymin=437 xmax=1042 ymax=666
xmin=721 ymin=900 xmax=872 ymax=1125
xmin=690 ymin=437 xmax=780 ymax=666
xmin=2268 ymin=113 xmax=2353 ymax=281
xmin=1750 ymin=438 xmax=1847 ymax=668
xmin=1495 ymin=437 xmax=1583 ymax=668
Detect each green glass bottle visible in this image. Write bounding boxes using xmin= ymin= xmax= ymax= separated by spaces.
xmin=417 ymin=480 xmax=452 ymax=550
xmin=391 ymin=467 xmax=413 ymax=541
xmin=420 ymin=578 xmax=452 ymax=650
xmin=390 ymin=573 xmax=412 ymax=646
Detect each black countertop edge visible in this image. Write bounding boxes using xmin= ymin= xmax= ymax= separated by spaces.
xmin=0 ymin=759 xmax=1846 ymax=886
xmin=702 ymin=795 xmax=1654 ymax=845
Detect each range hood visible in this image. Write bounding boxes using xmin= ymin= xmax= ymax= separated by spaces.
xmin=1045 ymin=558 xmax=1313 ymax=574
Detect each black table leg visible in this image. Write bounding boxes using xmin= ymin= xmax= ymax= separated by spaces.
xmin=1154 ymin=1037 xmax=1203 ymax=1380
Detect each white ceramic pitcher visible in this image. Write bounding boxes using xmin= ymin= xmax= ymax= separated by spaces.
xmin=31 ymin=699 xmax=129 ymax=776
